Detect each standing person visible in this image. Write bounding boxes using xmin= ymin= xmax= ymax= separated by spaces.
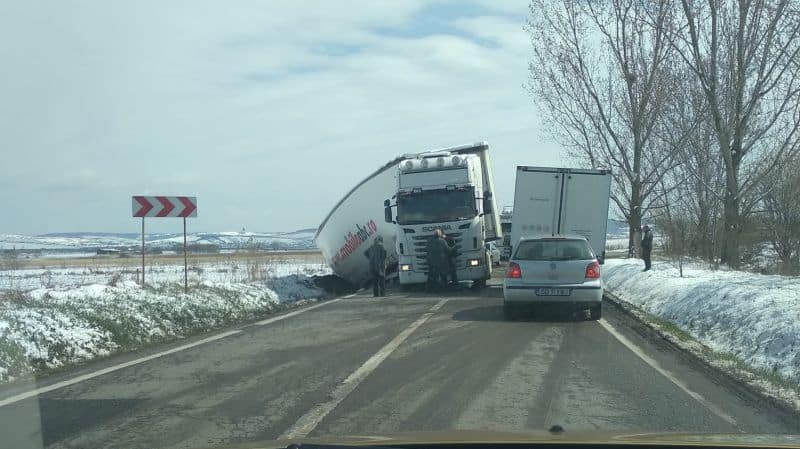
xmin=426 ymin=230 xmax=449 ymax=291
xmin=364 ymin=235 xmax=387 ymax=297
xmin=641 ymin=225 xmax=653 ymax=271
xmin=444 ymin=232 xmax=458 ymax=287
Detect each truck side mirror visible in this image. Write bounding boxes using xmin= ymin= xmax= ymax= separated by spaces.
xmin=384 ymin=199 xmax=393 ymax=223
xmin=482 ymin=191 xmax=493 ymax=215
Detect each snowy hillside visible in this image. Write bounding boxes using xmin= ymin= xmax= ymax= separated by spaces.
xmin=603 ymin=259 xmax=800 ymax=385
xmin=0 ymin=259 xmax=330 ymax=384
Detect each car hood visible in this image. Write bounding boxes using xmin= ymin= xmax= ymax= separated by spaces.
xmin=210 ymin=430 xmax=800 ymax=449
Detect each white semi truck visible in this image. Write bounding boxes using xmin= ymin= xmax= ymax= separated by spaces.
xmin=383 ymin=142 xmax=502 ymax=287
xmin=511 ymin=166 xmax=612 ymax=262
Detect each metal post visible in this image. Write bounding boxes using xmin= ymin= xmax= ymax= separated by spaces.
xmin=141 ymin=217 xmax=145 ymax=286
xmin=183 ymin=217 xmax=188 ymax=294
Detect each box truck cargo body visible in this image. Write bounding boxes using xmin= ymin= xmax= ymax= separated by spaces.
xmin=511 ymin=167 xmax=612 ymax=262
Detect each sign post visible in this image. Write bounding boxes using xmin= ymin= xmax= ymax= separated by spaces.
xmin=141 ymin=217 xmax=145 ymax=285
xmin=132 ymin=195 xmax=198 ymax=292
xmin=183 ymin=217 xmax=188 ymax=293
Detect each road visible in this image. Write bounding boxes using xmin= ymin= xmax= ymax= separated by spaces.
xmin=0 ymin=286 xmax=798 ymax=449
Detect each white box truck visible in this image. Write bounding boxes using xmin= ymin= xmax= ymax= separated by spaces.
xmin=383 ymin=142 xmax=502 ymax=287
xmin=511 ymin=166 xmax=612 ymax=262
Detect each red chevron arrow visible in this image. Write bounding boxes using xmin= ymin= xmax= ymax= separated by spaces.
xmin=156 ymin=196 xmax=175 ymax=217
xmin=178 ymin=196 xmax=196 ymax=217
xmin=133 ymin=196 xmax=154 ymax=217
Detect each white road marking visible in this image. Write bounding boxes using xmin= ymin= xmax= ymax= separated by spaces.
xmin=254 ymin=298 xmax=344 ymax=325
xmin=0 ymin=297 xmax=348 ymax=408
xmin=429 ymin=299 xmax=447 ymax=312
xmin=598 ymin=318 xmax=738 ymax=427
xmin=279 ymin=299 xmax=448 ymax=440
xmin=0 ymin=329 xmax=242 ymax=408
xmin=344 ymin=293 xmax=357 ymax=298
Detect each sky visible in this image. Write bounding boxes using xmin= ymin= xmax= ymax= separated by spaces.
xmin=0 ymin=0 xmax=569 ymax=235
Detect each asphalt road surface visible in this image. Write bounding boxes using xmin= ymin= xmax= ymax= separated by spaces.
xmin=1 ymin=286 xmax=798 ymax=449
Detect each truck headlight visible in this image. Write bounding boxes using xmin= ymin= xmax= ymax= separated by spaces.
xmin=467 ymin=259 xmax=480 ymax=267
xmin=401 ymin=264 xmax=412 ymax=271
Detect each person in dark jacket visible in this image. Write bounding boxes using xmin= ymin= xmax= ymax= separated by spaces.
xmin=426 ymin=230 xmax=450 ymax=291
xmin=641 ymin=225 xmax=653 ymax=271
xmin=444 ymin=232 xmax=458 ymax=286
xmin=364 ymin=235 xmax=387 ymax=297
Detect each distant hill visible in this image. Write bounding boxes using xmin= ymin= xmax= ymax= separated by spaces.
xmin=0 ymin=229 xmax=317 ymax=251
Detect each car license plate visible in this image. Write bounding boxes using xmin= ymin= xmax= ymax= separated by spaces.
xmin=535 ymin=288 xmax=571 ymax=296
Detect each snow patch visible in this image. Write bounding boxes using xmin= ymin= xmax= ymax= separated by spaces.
xmin=603 ymin=258 xmax=800 ymax=408
xmin=0 ymin=269 xmax=328 ymax=384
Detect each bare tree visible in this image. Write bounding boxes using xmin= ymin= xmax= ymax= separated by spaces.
xmin=670 ymin=0 xmax=800 ymax=268
xmin=656 ymin=67 xmax=727 ymax=262
xmin=527 ymin=0 xmax=681 ymax=253
xmin=759 ymin=155 xmax=800 ymax=272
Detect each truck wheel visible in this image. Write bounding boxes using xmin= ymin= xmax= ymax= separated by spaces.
xmin=472 ymin=279 xmax=487 ymax=289
xmin=590 ymin=304 xmax=602 ymax=320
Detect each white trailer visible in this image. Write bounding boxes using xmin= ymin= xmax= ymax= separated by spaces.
xmin=511 ymin=166 xmax=612 ymax=262
xmin=314 ymin=156 xmax=407 ymax=287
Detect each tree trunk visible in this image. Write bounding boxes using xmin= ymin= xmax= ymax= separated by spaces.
xmin=722 ymin=174 xmax=741 ymax=268
xmin=626 ymin=174 xmax=643 ymax=257
xmin=628 ymin=211 xmax=642 ymax=258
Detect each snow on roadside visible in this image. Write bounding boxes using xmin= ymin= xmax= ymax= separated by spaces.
xmin=0 ymin=271 xmax=328 ymax=385
xmin=603 ymin=258 xmax=800 ymax=386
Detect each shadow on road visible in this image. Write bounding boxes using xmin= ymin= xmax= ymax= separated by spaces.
xmin=385 ymin=283 xmax=501 ymax=298
xmin=0 ymin=397 xmax=145 ymax=447
xmin=452 ymin=305 xmax=593 ymax=323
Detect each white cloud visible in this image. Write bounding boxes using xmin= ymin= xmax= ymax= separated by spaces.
xmin=0 ymin=0 xmax=567 ymax=234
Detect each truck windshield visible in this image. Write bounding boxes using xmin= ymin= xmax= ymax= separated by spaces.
xmin=396 ymin=188 xmax=476 ymax=225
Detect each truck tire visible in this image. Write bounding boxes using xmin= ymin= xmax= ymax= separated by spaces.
xmin=472 ymin=278 xmax=487 ymax=289
xmin=590 ymin=304 xmax=602 ymax=320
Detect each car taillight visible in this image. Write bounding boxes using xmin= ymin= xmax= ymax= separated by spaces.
xmin=585 ymin=260 xmax=601 ymax=279
xmin=507 ymin=262 xmax=522 ymax=279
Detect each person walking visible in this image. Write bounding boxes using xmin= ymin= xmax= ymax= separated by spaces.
xmin=364 ymin=235 xmax=388 ymax=297
xmin=641 ymin=225 xmax=653 ymax=271
xmin=426 ymin=229 xmax=449 ymax=291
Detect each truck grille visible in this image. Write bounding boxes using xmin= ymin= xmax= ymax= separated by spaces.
xmin=410 ymin=233 xmax=463 ymax=271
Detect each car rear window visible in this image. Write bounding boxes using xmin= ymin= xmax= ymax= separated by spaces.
xmin=514 ymin=239 xmax=594 ymax=261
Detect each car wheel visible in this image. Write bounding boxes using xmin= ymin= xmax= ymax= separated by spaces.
xmin=503 ymin=304 xmax=517 ymax=321
xmin=590 ymin=304 xmax=602 ymax=320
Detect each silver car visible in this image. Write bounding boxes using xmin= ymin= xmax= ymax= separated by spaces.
xmin=503 ymin=235 xmax=602 ymax=320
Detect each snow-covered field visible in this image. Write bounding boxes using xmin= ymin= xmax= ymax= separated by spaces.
xmin=603 ymin=259 xmax=800 ymax=388
xmin=0 ymin=258 xmax=328 ymax=292
xmin=0 ymin=259 xmax=331 ymax=384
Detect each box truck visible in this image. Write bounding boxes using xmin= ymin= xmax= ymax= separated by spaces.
xmin=511 ymin=166 xmax=612 ymax=262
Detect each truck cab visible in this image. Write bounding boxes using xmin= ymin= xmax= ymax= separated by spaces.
xmin=384 ymin=143 xmax=501 ymax=287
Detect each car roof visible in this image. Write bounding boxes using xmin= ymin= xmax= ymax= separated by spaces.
xmin=518 ymin=234 xmax=589 ymax=242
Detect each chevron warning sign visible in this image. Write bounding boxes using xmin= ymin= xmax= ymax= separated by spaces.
xmin=132 ymin=196 xmax=197 ymax=218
